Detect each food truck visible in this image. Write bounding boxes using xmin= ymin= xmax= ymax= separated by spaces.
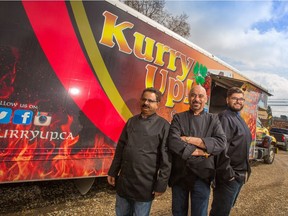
xmin=0 ymin=0 xmax=273 ymax=193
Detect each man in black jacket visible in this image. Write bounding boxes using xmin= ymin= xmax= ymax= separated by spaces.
xmin=210 ymin=87 xmax=252 ymax=216
xmin=168 ymin=85 xmax=226 ymax=216
xmin=107 ymin=87 xmax=171 ymax=216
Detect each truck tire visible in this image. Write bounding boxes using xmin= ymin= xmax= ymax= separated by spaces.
xmin=285 ymin=142 xmax=288 ymax=151
xmin=264 ymin=148 xmax=275 ymax=164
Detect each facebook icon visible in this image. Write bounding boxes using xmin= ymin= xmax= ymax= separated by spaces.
xmin=13 ymin=110 xmax=33 ymax=125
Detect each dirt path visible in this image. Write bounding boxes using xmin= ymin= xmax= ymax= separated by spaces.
xmin=229 ymin=150 xmax=288 ymax=216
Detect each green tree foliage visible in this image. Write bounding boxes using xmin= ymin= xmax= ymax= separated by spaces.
xmin=122 ymin=0 xmax=190 ymax=38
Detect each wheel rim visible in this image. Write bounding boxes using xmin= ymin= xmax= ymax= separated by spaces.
xmin=269 ymin=150 xmax=275 ymax=162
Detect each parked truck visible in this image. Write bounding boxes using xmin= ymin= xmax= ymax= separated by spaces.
xmin=270 ymin=127 xmax=288 ymax=151
xmin=255 ymin=118 xmax=277 ymax=164
xmin=0 ymin=0 xmax=274 ymax=193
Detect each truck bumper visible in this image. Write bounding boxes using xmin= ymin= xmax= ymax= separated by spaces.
xmin=276 ymin=141 xmax=286 ymax=147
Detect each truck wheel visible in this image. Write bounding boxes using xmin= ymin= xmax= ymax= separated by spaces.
xmin=285 ymin=142 xmax=288 ymax=151
xmin=264 ymin=148 xmax=275 ymax=164
xmin=271 ymin=142 xmax=278 ymax=154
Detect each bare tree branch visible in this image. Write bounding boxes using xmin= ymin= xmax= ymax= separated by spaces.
xmin=122 ymin=0 xmax=190 ymax=38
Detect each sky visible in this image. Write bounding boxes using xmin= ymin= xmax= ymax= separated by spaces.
xmin=165 ymin=0 xmax=288 ymax=117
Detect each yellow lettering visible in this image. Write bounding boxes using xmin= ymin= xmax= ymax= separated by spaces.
xmin=154 ymin=43 xmax=170 ymax=66
xmin=159 ymin=69 xmax=168 ymax=94
xmin=166 ymin=49 xmax=180 ymax=71
xmin=133 ymin=32 xmax=155 ymax=62
xmin=99 ymin=11 xmax=133 ymax=54
xmin=98 ymin=11 xmax=205 ymax=108
xmin=165 ymin=77 xmax=184 ymax=107
xmin=176 ymin=55 xmax=194 ymax=81
xmin=145 ymin=64 xmax=168 ymax=94
xmin=145 ymin=64 xmax=158 ymax=88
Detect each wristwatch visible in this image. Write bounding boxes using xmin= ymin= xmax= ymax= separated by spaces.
xmin=185 ymin=136 xmax=190 ymax=142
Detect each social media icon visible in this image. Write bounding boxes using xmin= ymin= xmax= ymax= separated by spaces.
xmin=13 ymin=109 xmax=33 ymax=125
xmin=0 ymin=107 xmax=12 ymax=124
xmin=34 ymin=112 xmax=52 ymax=126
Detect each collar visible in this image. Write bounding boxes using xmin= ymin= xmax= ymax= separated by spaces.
xmin=139 ymin=112 xmax=158 ymax=120
xmin=226 ymin=107 xmax=241 ymax=116
xmin=188 ymin=109 xmax=205 ymax=116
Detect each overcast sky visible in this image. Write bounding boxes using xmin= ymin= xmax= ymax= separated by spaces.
xmin=165 ymin=0 xmax=288 ymax=117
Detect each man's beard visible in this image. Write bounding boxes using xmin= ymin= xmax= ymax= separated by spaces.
xmin=230 ymin=104 xmax=244 ymax=112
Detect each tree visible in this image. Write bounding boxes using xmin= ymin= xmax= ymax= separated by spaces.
xmin=122 ymin=0 xmax=190 ymax=38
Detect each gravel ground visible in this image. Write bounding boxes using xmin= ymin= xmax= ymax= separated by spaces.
xmin=1 ymin=150 xmax=288 ymax=216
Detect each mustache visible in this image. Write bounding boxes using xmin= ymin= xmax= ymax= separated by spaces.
xmin=142 ymin=104 xmax=150 ymax=108
xmin=192 ymin=100 xmax=201 ymax=104
xmin=233 ymin=102 xmax=243 ymax=105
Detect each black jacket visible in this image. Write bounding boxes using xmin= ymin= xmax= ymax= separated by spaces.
xmin=108 ymin=113 xmax=171 ymax=201
xmin=168 ymin=110 xmax=226 ymax=187
xmin=215 ymin=108 xmax=252 ymax=183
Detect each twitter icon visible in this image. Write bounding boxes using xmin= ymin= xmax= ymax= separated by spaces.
xmin=0 ymin=107 xmax=12 ymax=124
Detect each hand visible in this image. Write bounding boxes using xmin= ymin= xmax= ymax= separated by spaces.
xmin=192 ymin=148 xmax=210 ymax=158
xmin=229 ymin=177 xmax=235 ymax=181
xmin=181 ymin=136 xmax=206 ymax=149
xmin=153 ymin=191 xmax=164 ymax=197
xmin=192 ymin=148 xmax=204 ymax=156
xmin=180 ymin=136 xmax=190 ymax=143
xmin=107 ymin=175 xmax=115 ymax=186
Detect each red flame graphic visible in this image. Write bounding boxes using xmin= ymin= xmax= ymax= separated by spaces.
xmin=0 ymin=46 xmax=115 ymax=183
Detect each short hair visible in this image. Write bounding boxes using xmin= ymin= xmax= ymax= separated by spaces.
xmin=227 ymin=87 xmax=244 ymax=97
xmin=141 ymin=87 xmax=162 ymax=102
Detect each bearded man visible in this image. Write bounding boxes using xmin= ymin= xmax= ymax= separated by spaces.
xmin=210 ymin=87 xmax=252 ymax=216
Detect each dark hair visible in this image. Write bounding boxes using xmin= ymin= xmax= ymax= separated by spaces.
xmin=141 ymin=87 xmax=162 ymax=102
xmin=227 ymin=87 xmax=244 ymax=97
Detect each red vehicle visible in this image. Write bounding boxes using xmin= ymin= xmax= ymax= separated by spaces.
xmin=0 ymin=0 xmax=271 ymax=193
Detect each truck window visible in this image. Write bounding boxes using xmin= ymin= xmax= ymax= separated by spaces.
xmin=271 ymin=128 xmax=279 ymax=133
xmin=257 ymin=118 xmax=262 ymax=128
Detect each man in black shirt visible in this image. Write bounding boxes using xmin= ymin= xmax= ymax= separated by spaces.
xmin=107 ymin=87 xmax=171 ymax=216
xmin=210 ymin=87 xmax=252 ymax=216
xmin=168 ymin=85 xmax=226 ymax=216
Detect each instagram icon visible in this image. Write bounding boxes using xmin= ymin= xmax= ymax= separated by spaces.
xmin=34 ymin=112 xmax=52 ymax=126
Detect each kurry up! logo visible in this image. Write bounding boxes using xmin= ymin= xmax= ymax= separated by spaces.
xmin=99 ymin=11 xmax=208 ymax=107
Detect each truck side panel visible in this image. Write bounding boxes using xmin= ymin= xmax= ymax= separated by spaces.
xmin=0 ymin=1 xmax=255 ymax=183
